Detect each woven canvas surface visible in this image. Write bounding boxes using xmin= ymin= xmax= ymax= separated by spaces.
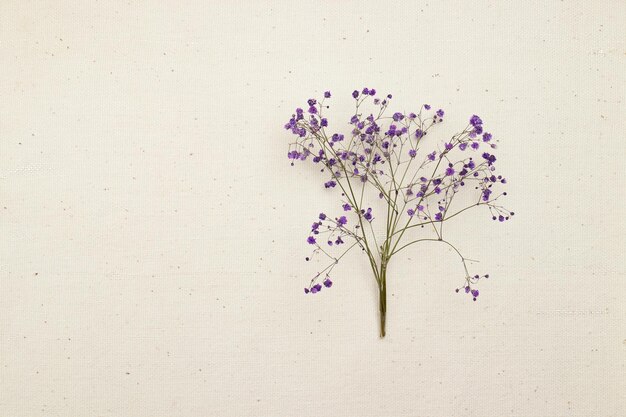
xmin=1 ymin=1 xmax=625 ymax=416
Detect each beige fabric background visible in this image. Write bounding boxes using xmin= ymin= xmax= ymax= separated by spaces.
xmin=1 ymin=1 xmax=625 ymax=416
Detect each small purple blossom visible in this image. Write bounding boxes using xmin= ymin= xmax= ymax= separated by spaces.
xmin=470 ymin=114 xmax=483 ymax=127
xmin=392 ymin=112 xmax=404 ymax=121
xmin=482 ymin=152 xmax=497 ymax=166
xmin=363 ymin=208 xmax=373 ymax=221
xmin=482 ymin=188 xmax=492 ymax=201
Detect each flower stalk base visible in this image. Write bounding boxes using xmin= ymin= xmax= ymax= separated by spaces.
xmin=378 ymin=263 xmax=387 ymax=338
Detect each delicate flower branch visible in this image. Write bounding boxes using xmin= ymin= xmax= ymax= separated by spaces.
xmin=284 ymin=88 xmax=513 ymax=337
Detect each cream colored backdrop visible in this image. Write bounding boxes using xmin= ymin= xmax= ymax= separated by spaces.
xmin=1 ymin=1 xmax=625 ymax=416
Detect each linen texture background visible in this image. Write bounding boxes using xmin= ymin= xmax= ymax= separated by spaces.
xmin=0 ymin=1 xmax=625 ymax=416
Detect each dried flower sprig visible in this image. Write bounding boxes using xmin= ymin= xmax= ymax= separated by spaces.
xmin=284 ymin=88 xmax=513 ymax=337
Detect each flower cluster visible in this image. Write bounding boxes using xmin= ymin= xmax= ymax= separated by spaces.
xmin=456 ymin=274 xmax=489 ymax=301
xmin=284 ymin=88 xmax=512 ymax=335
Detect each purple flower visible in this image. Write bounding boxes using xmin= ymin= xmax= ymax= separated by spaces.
xmin=369 ymin=89 xmax=376 ymax=96
xmin=415 ymin=129 xmax=424 ymax=139
xmin=324 ymin=180 xmax=337 ymax=188
xmin=307 ymin=236 xmax=316 ymax=245
xmin=482 ymin=132 xmax=492 ymax=142
xmin=311 ymin=284 xmax=322 ymax=294
xmin=352 ymin=90 xmax=359 ymax=99
xmin=363 ymin=208 xmax=373 ymax=221
xmin=434 ymin=212 xmax=443 ymax=221
xmin=424 ymin=104 xmax=431 ymax=110
xmin=324 ymin=91 xmax=331 ymax=98
xmin=482 ymin=152 xmax=497 ymax=166
xmin=304 ymin=287 xmax=310 ymax=294
xmin=482 ymin=188 xmax=492 ymax=201
xmin=319 ymin=213 xmax=327 ymax=220
xmin=337 ymin=216 xmax=347 ymax=226
xmin=392 ymin=112 xmax=404 ymax=121
xmin=427 ymin=151 xmax=436 ymax=161
xmin=436 ymin=109 xmax=444 ymax=117
xmin=323 ymin=278 xmax=333 ymax=288
xmin=470 ymin=114 xmax=483 ymax=127
xmin=409 ymin=149 xmax=417 ymax=158
xmin=342 ymin=203 xmax=351 ymax=211
xmin=407 ymin=208 xmax=415 ymax=217
xmin=445 ymin=167 xmax=455 ymax=176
